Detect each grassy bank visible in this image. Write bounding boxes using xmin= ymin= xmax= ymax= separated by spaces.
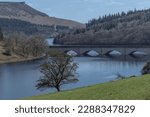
xmin=24 ymin=75 xmax=150 ymax=100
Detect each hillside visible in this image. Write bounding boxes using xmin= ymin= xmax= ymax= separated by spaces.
xmin=0 ymin=2 xmax=85 ymax=37
xmin=24 ymin=75 xmax=150 ymax=100
xmin=0 ymin=18 xmax=70 ymax=37
xmin=0 ymin=2 xmax=84 ymax=28
xmin=54 ymin=8 xmax=150 ymax=45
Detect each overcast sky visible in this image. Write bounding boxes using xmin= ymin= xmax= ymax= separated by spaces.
xmin=1 ymin=0 xmax=150 ymax=23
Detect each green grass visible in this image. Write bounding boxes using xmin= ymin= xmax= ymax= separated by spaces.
xmin=24 ymin=75 xmax=150 ymax=100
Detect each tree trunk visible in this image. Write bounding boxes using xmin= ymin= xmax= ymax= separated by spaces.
xmin=56 ymin=87 xmax=60 ymax=92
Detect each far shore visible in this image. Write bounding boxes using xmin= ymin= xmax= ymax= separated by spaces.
xmin=0 ymin=41 xmax=46 ymax=64
xmin=0 ymin=55 xmax=46 ymax=64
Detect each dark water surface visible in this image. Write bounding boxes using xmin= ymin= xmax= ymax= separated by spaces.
xmin=0 ymin=57 xmax=148 ymax=99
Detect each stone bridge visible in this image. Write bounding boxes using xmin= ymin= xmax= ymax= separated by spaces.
xmin=49 ymin=45 xmax=150 ymax=56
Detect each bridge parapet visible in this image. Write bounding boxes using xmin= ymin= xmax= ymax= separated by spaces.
xmin=49 ymin=45 xmax=150 ymax=56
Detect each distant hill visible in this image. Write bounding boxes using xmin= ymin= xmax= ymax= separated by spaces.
xmin=55 ymin=8 xmax=150 ymax=45
xmin=0 ymin=2 xmax=85 ymax=37
xmin=0 ymin=2 xmax=84 ymax=28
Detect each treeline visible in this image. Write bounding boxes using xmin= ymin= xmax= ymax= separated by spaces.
xmin=0 ymin=18 xmax=70 ymax=38
xmin=54 ymin=8 xmax=150 ymax=45
xmin=86 ymin=9 xmax=150 ymax=28
xmin=3 ymin=32 xmax=48 ymax=57
xmin=0 ymin=27 xmax=3 ymax=41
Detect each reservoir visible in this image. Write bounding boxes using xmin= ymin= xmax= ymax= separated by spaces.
xmin=0 ymin=56 xmax=148 ymax=100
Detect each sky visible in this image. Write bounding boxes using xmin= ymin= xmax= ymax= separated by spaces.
xmin=1 ymin=0 xmax=150 ymax=23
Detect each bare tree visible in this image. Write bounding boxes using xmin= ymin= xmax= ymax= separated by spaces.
xmin=4 ymin=32 xmax=48 ymax=57
xmin=4 ymin=32 xmax=27 ymax=55
xmin=29 ymin=36 xmax=48 ymax=57
xmin=36 ymin=54 xmax=78 ymax=92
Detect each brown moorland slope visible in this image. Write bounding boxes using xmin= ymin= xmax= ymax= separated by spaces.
xmin=0 ymin=2 xmax=85 ymax=28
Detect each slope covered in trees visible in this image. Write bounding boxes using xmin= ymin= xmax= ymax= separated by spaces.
xmin=54 ymin=8 xmax=150 ymax=45
xmin=0 ymin=18 xmax=70 ymax=38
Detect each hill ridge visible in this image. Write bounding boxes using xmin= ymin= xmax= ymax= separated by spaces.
xmin=0 ymin=1 xmax=85 ymax=28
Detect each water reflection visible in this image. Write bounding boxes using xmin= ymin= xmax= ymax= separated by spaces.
xmin=0 ymin=57 xmax=148 ymax=99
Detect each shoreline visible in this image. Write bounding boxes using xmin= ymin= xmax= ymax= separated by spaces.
xmin=23 ymin=74 xmax=150 ymax=100
xmin=0 ymin=41 xmax=46 ymax=65
xmin=0 ymin=55 xmax=46 ymax=65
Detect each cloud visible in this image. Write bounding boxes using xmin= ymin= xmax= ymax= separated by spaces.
xmin=87 ymin=7 xmax=96 ymax=13
xmin=83 ymin=0 xmax=104 ymax=3
xmin=43 ymin=8 xmax=51 ymax=12
xmin=73 ymin=0 xmax=104 ymax=4
xmin=109 ymin=0 xmax=125 ymax=6
xmin=74 ymin=0 xmax=124 ymax=6
xmin=137 ymin=1 xmax=150 ymax=6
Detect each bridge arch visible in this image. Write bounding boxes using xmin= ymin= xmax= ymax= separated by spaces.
xmin=130 ymin=51 xmax=147 ymax=57
xmin=64 ymin=50 xmax=78 ymax=56
xmin=83 ymin=50 xmax=99 ymax=56
xmin=105 ymin=50 xmax=122 ymax=56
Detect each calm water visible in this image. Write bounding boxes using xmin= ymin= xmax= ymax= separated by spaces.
xmin=0 ymin=57 xmax=148 ymax=100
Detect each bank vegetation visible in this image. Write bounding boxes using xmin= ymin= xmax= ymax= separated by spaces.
xmin=24 ymin=74 xmax=150 ymax=100
xmin=0 ymin=31 xmax=48 ymax=64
